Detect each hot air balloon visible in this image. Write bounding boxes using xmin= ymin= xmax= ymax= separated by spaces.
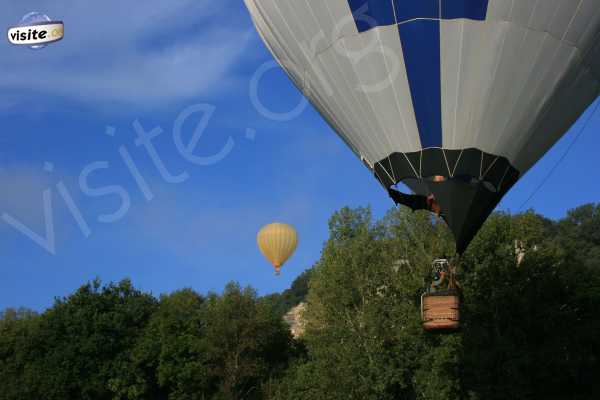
xmin=245 ymin=1 xmax=600 ymax=329
xmin=245 ymin=0 xmax=600 ymax=254
xmin=257 ymin=223 xmax=298 ymax=275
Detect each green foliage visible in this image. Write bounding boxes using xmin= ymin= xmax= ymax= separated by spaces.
xmin=110 ymin=288 xmax=206 ymax=399
xmin=262 ymin=270 xmax=312 ymax=317
xmin=280 ymin=207 xmax=459 ymax=400
xmin=200 ymin=283 xmax=292 ymax=400
xmin=1 ymin=203 xmax=600 ymax=399
xmin=0 ymin=279 xmax=157 ymax=400
xmin=557 ymin=203 xmax=600 ymax=268
xmin=460 ymin=209 xmax=600 ymax=399
xmin=0 ymin=282 xmax=292 ymax=400
xmin=0 ymin=307 xmax=39 ymax=399
xmin=281 ymin=205 xmax=600 ymax=400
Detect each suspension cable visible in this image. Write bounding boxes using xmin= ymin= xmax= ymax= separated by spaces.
xmin=519 ymin=99 xmax=600 ymax=210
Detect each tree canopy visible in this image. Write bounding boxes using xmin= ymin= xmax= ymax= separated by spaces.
xmin=1 ymin=204 xmax=599 ymax=399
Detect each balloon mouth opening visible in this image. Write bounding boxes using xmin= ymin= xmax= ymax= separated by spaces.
xmin=374 ymin=148 xmax=520 ymax=197
xmin=403 ymin=174 xmax=499 ymax=194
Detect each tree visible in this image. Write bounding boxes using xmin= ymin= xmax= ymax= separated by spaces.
xmin=281 ymin=205 xmax=600 ymax=400
xmin=202 ymin=283 xmax=293 ymax=400
xmin=109 ymin=288 xmax=206 ymax=400
xmin=0 ymin=279 xmax=157 ymax=400
xmin=0 ymin=308 xmax=40 ymax=400
xmin=263 ymin=270 xmax=312 ymax=317
xmin=114 ymin=283 xmax=294 ymax=400
xmin=2 ymin=203 xmax=600 ymax=400
xmin=556 ymin=203 xmax=600 ymax=269
xmin=280 ymin=207 xmax=460 ymax=400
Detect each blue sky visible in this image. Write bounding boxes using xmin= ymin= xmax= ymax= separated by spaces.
xmin=0 ymin=1 xmax=598 ymax=311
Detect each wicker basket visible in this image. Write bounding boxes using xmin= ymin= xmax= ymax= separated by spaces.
xmin=421 ymin=292 xmax=460 ymax=331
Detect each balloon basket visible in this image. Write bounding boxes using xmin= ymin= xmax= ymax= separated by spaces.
xmin=421 ymin=291 xmax=460 ymax=332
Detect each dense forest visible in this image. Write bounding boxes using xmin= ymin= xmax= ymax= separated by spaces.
xmin=1 ymin=203 xmax=600 ymax=399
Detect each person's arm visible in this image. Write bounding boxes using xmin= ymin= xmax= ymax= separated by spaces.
xmin=388 ymin=188 xmax=428 ymax=211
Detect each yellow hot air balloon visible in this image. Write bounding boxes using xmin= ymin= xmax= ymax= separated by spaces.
xmin=257 ymin=223 xmax=298 ymax=275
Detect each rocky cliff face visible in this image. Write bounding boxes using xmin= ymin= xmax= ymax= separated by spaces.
xmin=283 ymin=302 xmax=306 ymax=339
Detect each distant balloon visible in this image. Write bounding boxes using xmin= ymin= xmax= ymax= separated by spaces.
xmin=245 ymin=0 xmax=600 ymax=254
xmin=257 ymin=223 xmax=298 ymax=275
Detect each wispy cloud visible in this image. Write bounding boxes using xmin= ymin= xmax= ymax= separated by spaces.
xmin=0 ymin=164 xmax=85 ymax=255
xmin=0 ymin=165 xmax=57 ymax=228
xmin=0 ymin=1 xmax=253 ymax=107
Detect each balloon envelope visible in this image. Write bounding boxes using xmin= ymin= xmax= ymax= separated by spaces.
xmin=245 ymin=0 xmax=600 ymax=253
xmin=257 ymin=223 xmax=298 ymax=274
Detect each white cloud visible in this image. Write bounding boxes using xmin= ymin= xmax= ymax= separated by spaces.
xmin=0 ymin=165 xmax=56 ymax=229
xmin=0 ymin=1 xmax=254 ymax=107
xmin=0 ymin=164 xmax=86 ymax=255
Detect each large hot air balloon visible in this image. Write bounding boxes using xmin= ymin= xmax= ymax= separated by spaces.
xmin=245 ymin=0 xmax=600 ymax=254
xmin=257 ymin=223 xmax=298 ymax=275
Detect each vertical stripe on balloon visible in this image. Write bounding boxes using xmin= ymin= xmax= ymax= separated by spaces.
xmin=394 ymin=0 xmax=439 ymax=22
xmin=441 ymin=0 xmax=489 ymax=20
xmin=345 ymin=0 xmax=490 ymax=149
xmin=398 ymin=20 xmax=443 ymax=148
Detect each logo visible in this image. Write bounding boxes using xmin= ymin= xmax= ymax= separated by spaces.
xmin=7 ymin=12 xmax=64 ymax=49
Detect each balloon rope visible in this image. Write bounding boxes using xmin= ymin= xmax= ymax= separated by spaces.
xmin=519 ymin=98 xmax=600 ymax=211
